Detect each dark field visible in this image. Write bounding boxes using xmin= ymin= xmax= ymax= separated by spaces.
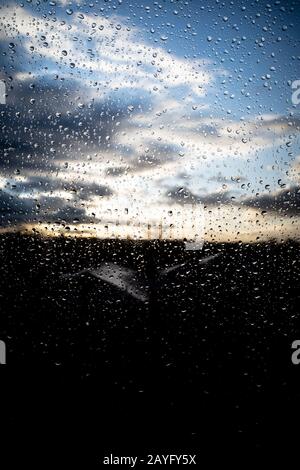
xmin=1 ymin=234 xmax=300 ymax=464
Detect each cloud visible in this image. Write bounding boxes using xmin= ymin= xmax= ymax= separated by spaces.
xmin=166 ymin=187 xmax=199 ymax=204
xmin=166 ymin=185 xmax=239 ymax=207
xmin=0 ymin=172 xmax=113 ymax=227
xmin=0 ymin=188 xmax=36 ymax=226
xmin=289 ymin=156 xmax=300 ymax=184
xmin=242 ymin=185 xmax=300 ymax=216
xmin=166 ymin=182 xmax=300 ymax=217
xmin=0 ymin=5 xmax=214 ymax=103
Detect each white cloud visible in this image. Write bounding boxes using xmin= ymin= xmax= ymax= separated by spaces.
xmin=1 ymin=6 xmax=214 ymax=103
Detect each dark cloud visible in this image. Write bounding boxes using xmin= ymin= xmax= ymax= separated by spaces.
xmin=208 ymin=174 xmax=247 ymax=184
xmin=198 ymin=191 xmax=234 ymax=205
xmin=0 ymin=189 xmax=37 ymax=226
xmin=52 ymin=206 xmax=93 ymax=224
xmin=2 ymin=175 xmax=112 ymax=200
xmin=130 ymin=153 xmax=168 ymax=172
xmin=167 ymin=184 xmax=300 ymax=215
xmin=105 ymin=143 xmax=176 ymax=177
xmin=0 ymin=175 xmax=113 ymax=227
xmin=0 ymin=76 xmax=134 ymax=173
xmin=0 ymin=40 xmax=31 ymax=78
xmin=166 ymin=187 xmax=199 ymax=204
xmin=258 ymin=116 xmax=300 ymax=133
xmin=166 ymin=186 xmax=234 ymax=206
xmin=242 ymin=186 xmax=300 ymax=215
xmin=106 ymin=167 xmax=127 ymax=177
xmin=0 ymin=189 xmax=90 ymax=227
xmin=208 ymin=175 xmax=228 ymax=184
xmin=0 ymin=72 xmax=130 ymax=231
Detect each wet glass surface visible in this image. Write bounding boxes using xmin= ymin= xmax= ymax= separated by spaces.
xmin=0 ymin=0 xmax=300 ymax=465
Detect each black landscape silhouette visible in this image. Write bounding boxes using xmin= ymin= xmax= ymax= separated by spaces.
xmin=1 ymin=235 xmax=300 ymax=463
